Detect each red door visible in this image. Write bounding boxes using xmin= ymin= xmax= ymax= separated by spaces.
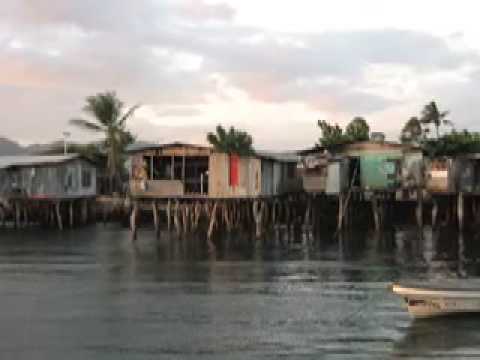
xmin=229 ymin=154 xmax=239 ymax=187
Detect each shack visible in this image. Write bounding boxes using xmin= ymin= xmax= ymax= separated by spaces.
xmin=299 ymin=140 xmax=422 ymax=194
xmin=0 ymin=154 xmax=97 ymax=228
xmin=298 ymin=147 xmax=348 ymax=194
xmin=426 ymin=154 xmax=480 ymax=194
xmin=0 ymin=154 xmax=97 ymax=199
xmin=127 ymin=142 xmax=301 ymax=198
xmin=338 ymin=140 xmax=422 ymax=193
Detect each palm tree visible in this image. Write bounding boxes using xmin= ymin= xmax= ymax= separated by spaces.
xmin=207 ymin=125 xmax=254 ymax=156
xmin=70 ymin=91 xmax=139 ymax=193
xmin=400 ymin=116 xmax=423 ymax=145
xmin=420 ymin=101 xmax=451 ymax=139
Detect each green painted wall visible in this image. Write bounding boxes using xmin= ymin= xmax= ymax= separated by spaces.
xmin=360 ymin=154 xmax=401 ymax=190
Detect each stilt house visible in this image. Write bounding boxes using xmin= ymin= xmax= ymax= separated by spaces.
xmin=127 ymin=142 xmax=300 ymax=198
xmin=0 ymin=154 xmax=97 ymax=199
xmin=299 ymin=138 xmax=423 ymax=194
xmin=426 ymin=154 xmax=480 ymax=194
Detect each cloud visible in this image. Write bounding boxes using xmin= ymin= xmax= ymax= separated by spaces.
xmin=1 ymin=0 xmax=480 ymax=149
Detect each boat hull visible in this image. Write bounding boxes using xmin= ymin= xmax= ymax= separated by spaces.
xmin=392 ymin=284 xmax=480 ymax=318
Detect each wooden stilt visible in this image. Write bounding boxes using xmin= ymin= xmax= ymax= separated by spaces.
xmin=223 ymin=202 xmax=232 ymax=231
xmin=252 ymin=200 xmax=264 ymax=240
xmin=182 ymin=204 xmax=189 ymax=234
xmin=23 ymin=203 xmax=28 ymax=227
xmin=55 ymin=202 xmax=63 ymax=230
xmin=69 ymin=201 xmax=74 ymax=228
xmin=415 ymin=188 xmax=423 ymax=229
xmin=166 ymin=199 xmax=172 ymax=231
xmin=14 ymin=201 xmax=20 ymax=228
xmin=304 ymin=196 xmax=312 ymax=239
xmin=81 ymin=199 xmax=88 ymax=224
xmin=152 ymin=201 xmax=159 ymax=237
xmin=338 ymin=193 xmax=344 ymax=231
xmin=271 ymin=200 xmax=277 ymax=227
xmin=432 ymin=197 xmax=438 ymax=229
xmin=207 ymin=202 xmax=218 ymax=240
xmin=49 ymin=203 xmax=55 ymax=227
xmin=458 ymin=192 xmax=464 ymax=231
xmin=193 ymin=202 xmax=201 ymax=230
xmin=173 ymin=201 xmax=181 ymax=236
xmin=372 ymin=195 xmax=380 ymax=232
xmin=130 ymin=201 xmax=138 ymax=241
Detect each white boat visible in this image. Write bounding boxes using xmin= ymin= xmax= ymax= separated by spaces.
xmin=392 ymin=283 xmax=480 ymax=318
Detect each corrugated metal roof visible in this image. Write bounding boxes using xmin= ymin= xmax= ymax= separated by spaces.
xmin=127 ymin=141 xmax=212 ymax=153
xmin=256 ymin=151 xmax=300 ymax=163
xmin=0 ymin=154 xmax=82 ymax=169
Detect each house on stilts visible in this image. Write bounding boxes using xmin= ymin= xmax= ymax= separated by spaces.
xmin=0 ymin=154 xmax=97 ymax=228
xmin=125 ymin=142 xmax=302 ymax=240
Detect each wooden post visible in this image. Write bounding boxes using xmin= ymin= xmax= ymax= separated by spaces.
xmin=458 ymin=192 xmax=464 ymax=231
xmin=304 ymin=196 xmax=312 ymax=238
xmin=371 ymin=195 xmax=380 ymax=232
xmin=166 ymin=199 xmax=172 ymax=231
xmin=55 ymin=201 xmax=63 ymax=230
xmin=194 ymin=201 xmax=201 ymax=230
xmin=152 ymin=201 xmax=159 ymax=237
xmin=14 ymin=201 xmax=20 ymax=228
xmin=252 ymin=200 xmax=264 ymax=240
xmin=432 ymin=197 xmax=438 ymax=229
xmin=81 ymin=199 xmax=88 ymax=224
xmin=338 ymin=193 xmax=344 ymax=231
xmin=207 ymin=201 xmax=218 ymax=240
xmin=173 ymin=201 xmax=181 ymax=236
xmin=23 ymin=202 xmax=28 ymax=227
xmin=182 ymin=203 xmax=189 ymax=234
xmin=49 ymin=203 xmax=55 ymax=227
xmin=69 ymin=201 xmax=74 ymax=228
xmin=416 ymin=187 xmax=423 ymax=229
xmin=130 ymin=201 xmax=138 ymax=241
xmin=271 ymin=200 xmax=277 ymax=227
xmin=223 ymin=202 xmax=232 ymax=231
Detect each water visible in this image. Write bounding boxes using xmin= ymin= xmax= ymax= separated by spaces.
xmin=1 ymin=225 xmax=480 ymax=359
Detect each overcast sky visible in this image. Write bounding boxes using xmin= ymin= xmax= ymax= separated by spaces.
xmin=2 ymin=0 xmax=480 ymax=149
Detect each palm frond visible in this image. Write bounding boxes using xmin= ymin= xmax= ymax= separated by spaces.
xmin=119 ymin=104 xmax=141 ymax=127
xmin=69 ymin=118 xmax=103 ymax=132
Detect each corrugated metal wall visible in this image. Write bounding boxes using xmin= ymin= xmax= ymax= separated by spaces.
xmin=0 ymin=159 xmax=96 ymax=198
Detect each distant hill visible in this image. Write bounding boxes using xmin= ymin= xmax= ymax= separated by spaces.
xmin=0 ymin=137 xmax=77 ymax=156
xmin=0 ymin=137 xmax=26 ymax=155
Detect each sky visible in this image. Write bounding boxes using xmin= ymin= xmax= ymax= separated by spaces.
xmin=2 ymin=0 xmax=480 ymax=149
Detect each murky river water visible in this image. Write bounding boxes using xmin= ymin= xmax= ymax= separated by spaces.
xmin=1 ymin=225 xmax=480 ymax=359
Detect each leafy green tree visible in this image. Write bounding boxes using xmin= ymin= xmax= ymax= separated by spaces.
xmin=207 ymin=125 xmax=254 ymax=156
xmin=345 ymin=116 xmax=370 ymax=142
xmin=70 ymin=91 xmax=139 ymax=193
xmin=317 ymin=120 xmax=346 ymax=147
xmin=423 ymin=130 xmax=480 ymax=157
xmin=420 ymin=101 xmax=452 ymax=139
xmin=400 ymin=116 xmax=423 ymax=145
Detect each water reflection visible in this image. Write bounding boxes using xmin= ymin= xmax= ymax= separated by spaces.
xmin=1 ymin=225 xmax=480 ymax=358
xmin=394 ymin=316 xmax=480 ymax=358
